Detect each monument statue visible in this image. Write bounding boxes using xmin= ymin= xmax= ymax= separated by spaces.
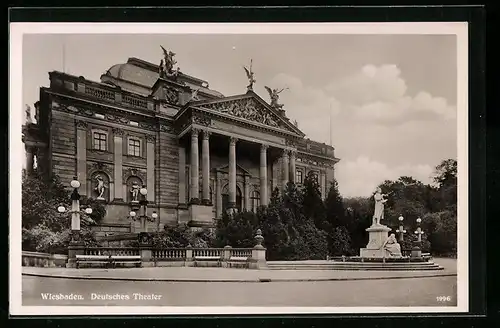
xmin=160 ymin=45 xmax=179 ymax=79
xmin=381 ymin=233 xmax=402 ymax=257
xmin=372 ymin=187 xmax=389 ymax=226
xmin=94 ymin=175 xmax=106 ymax=200
xmin=243 ymin=59 xmax=256 ymax=91
xmin=25 ymin=105 xmax=32 ymax=123
xmin=264 ymin=86 xmax=288 ymax=110
xmin=130 ymin=182 xmax=140 ymax=202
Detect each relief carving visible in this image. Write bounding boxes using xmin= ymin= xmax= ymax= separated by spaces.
xmin=145 ymin=134 xmax=156 ymax=143
xmin=201 ymin=98 xmax=281 ymax=128
xmin=193 ymin=114 xmax=211 ymax=127
xmin=122 ymin=167 xmax=147 ymax=184
xmin=160 ymin=124 xmax=175 ymax=133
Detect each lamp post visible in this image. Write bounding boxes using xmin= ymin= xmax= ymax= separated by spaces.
xmin=395 ymin=214 xmax=407 ymax=242
xmin=59 ymin=177 xmax=93 ymax=267
xmin=411 ymin=217 xmax=424 ymax=258
xmin=130 ymin=185 xmax=158 ymax=233
xmin=415 ymin=217 xmax=424 ymax=244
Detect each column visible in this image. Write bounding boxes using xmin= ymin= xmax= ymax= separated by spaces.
xmin=146 ymin=135 xmax=156 ymax=203
xmin=112 ymin=128 xmax=123 ymax=200
xmin=282 ymin=150 xmax=289 ymax=191
xmin=202 ymin=130 xmax=211 ymax=205
xmin=289 ymin=150 xmax=296 ymax=183
xmin=260 ymin=144 xmax=268 ymax=206
xmin=228 ymin=137 xmax=238 ymax=208
xmin=25 ymin=145 xmax=34 ymax=174
xmin=178 ymin=145 xmax=186 ymax=204
xmin=244 ymin=175 xmax=251 ymax=211
xmin=216 ymin=171 xmax=222 ymax=218
xmin=76 ymin=121 xmax=87 ymax=195
xmin=190 ymin=128 xmax=200 ymax=203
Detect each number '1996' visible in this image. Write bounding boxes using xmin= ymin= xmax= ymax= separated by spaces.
xmin=436 ymin=296 xmax=452 ymax=302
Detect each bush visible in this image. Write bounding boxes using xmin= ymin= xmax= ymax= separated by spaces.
xmin=151 ymin=225 xmax=215 ymax=248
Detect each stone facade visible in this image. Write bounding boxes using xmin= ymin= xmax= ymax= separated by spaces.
xmin=22 ymin=56 xmax=340 ymax=231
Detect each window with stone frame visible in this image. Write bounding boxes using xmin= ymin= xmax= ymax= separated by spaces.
xmin=92 ymin=130 xmax=107 ymax=151
xmin=251 ymin=190 xmax=260 ymax=212
xmin=296 ymin=169 xmax=303 ymax=184
xmin=127 ymin=137 xmax=141 ymax=157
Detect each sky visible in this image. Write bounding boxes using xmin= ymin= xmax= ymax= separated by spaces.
xmin=22 ymin=32 xmax=458 ymax=198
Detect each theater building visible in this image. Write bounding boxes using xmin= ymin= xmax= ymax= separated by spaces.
xmin=22 ymin=50 xmax=340 ymax=233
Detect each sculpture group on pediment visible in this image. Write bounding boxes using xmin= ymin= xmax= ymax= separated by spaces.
xmin=203 ymin=99 xmax=280 ymax=128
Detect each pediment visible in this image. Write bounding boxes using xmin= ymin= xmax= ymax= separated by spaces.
xmin=194 ymin=93 xmax=304 ymax=136
xmin=216 ymin=164 xmax=251 ymax=176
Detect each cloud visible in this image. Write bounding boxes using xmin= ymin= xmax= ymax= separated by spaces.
xmin=336 ymin=156 xmax=434 ymax=198
xmin=265 ymin=73 xmax=340 ymax=144
xmin=326 ymin=64 xmax=456 ymax=124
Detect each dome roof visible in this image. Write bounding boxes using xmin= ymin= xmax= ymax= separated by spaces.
xmin=102 ymin=58 xmax=224 ymax=98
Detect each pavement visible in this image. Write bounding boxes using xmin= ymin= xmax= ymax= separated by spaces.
xmin=22 ymin=258 xmax=457 ymax=282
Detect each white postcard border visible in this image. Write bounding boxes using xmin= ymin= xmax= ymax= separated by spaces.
xmin=9 ymin=22 xmax=469 ymax=316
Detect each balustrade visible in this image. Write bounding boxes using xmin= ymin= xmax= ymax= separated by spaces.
xmin=84 ymin=86 xmax=115 ymax=101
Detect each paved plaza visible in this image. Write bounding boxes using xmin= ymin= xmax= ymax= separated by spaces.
xmin=22 ymin=258 xmax=457 ymax=307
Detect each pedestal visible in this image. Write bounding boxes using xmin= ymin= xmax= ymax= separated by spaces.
xmin=66 ymin=240 xmax=85 ymax=268
xmin=360 ymin=224 xmax=391 ymax=258
xmin=249 ymin=245 xmax=268 ymax=269
xmin=188 ymin=204 xmax=214 ymax=229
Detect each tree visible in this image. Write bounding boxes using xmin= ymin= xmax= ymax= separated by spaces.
xmin=324 ymin=179 xmax=347 ymax=229
xmin=301 ymin=171 xmax=326 ymax=229
xmin=22 ymin=169 xmax=102 ymax=254
xmin=432 ymin=159 xmax=457 ymax=212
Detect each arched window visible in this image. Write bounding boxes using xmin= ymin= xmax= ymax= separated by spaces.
xmin=251 ymin=190 xmax=260 ymax=212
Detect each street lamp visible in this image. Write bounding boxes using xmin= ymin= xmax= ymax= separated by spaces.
xmin=57 ymin=177 xmax=94 ymax=242
xmin=415 ymin=217 xmax=424 ymax=244
xmin=130 ymin=185 xmax=158 ymax=233
xmin=395 ymin=214 xmax=407 ymax=242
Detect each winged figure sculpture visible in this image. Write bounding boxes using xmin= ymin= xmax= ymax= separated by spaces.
xmin=243 ymin=59 xmax=256 ymax=90
xmin=265 ymin=86 xmax=288 ymax=109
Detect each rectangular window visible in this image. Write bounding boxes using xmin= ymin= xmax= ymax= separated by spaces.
xmin=128 ymin=138 xmax=141 ymax=157
xmin=296 ymin=170 xmax=303 ymax=184
xmin=93 ymin=132 xmax=107 ymax=151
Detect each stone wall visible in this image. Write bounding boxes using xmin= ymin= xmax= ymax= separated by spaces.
xmin=50 ymin=111 xmax=77 ymax=186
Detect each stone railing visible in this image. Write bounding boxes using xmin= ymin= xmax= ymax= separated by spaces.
xmin=50 ymin=72 xmax=154 ymax=111
xmin=85 ymin=247 xmax=140 ymax=256
xmin=122 ymin=94 xmax=149 ymax=110
xmin=69 ymin=229 xmax=268 ymax=269
xmin=296 ymin=139 xmax=336 ymax=159
xmin=22 ymin=251 xmax=68 ymax=268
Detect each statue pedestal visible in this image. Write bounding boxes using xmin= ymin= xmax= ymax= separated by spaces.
xmin=360 ymin=224 xmax=392 ymax=258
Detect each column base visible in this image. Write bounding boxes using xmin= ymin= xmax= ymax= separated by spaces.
xmin=201 ymin=199 xmax=213 ymax=206
xmin=189 ymin=198 xmax=201 ymax=205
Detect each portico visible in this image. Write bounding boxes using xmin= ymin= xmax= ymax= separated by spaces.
xmin=178 ymin=119 xmax=299 ymax=226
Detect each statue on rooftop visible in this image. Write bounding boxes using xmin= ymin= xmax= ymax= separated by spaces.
xmin=160 ymin=46 xmax=179 ymax=79
xmin=243 ymin=59 xmax=256 ymax=91
xmin=265 ymin=86 xmax=288 ymax=110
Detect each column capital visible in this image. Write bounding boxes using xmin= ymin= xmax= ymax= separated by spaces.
xmin=191 ymin=128 xmax=200 ymax=138
xmin=289 ymin=149 xmax=297 ymax=158
xmin=112 ymin=127 xmax=124 ymax=136
xmin=260 ymin=144 xmax=269 ymax=152
xmin=229 ymin=137 xmax=238 ymax=146
xmin=202 ymin=130 xmax=211 ymax=140
xmin=145 ymin=134 xmax=156 ymax=143
xmin=76 ymin=120 xmax=88 ymax=130
xmin=282 ymin=149 xmax=290 ymax=158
